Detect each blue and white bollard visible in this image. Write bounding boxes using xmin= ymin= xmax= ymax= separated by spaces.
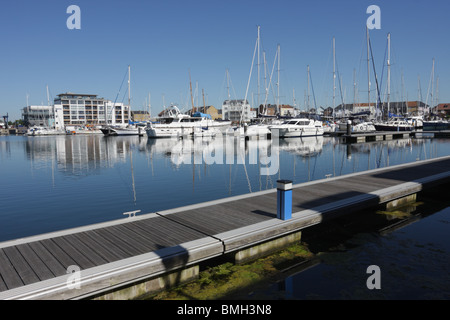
xmin=277 ymin=180 xmax=292 ymax=220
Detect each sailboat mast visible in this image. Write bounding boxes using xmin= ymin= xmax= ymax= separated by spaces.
xmin=46 ymin=85 xmax=50 ymax=107
xmin=202 ymin=89 xmax=206 ymax=111
xmin=353 ymin=68 xmax=357 ymax=108
xmin=148 ymin=93 xmax=151 ymax=118
xmin=189 ymin=70 xmax=195 ymax=113
xmin=430 ymin=58 xmax=435 ymax=116
xmin=387 ymin=33 xmax=391 ymax=118
xmin=128 ymin=65 xmax=131 ymax=108
xmin=226 ymin=69 xmax=231 ymax=100
xmin=333 ymin=36 xmax=336 ymax=121
xmin=257 ymin=26 xmax=260 ymax=110
xmin=436 ymin=76 xmax=439 ymax=111
xmin=366 ymin=27 xmax=371 ymax=119
xmin=307 ymin=65 xmax=310 ymax=113
xmin=277 ymin=44 xmax=280 ymax=113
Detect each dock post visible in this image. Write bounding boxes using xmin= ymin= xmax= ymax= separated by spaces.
xmin=277 ymin=180 xmax=292 ymax=220
xmin=347 ymin=120 xmax=352 ymax=135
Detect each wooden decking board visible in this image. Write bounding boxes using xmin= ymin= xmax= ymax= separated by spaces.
xmin=221 ymin=198 xmax=277 ymax=218
xmin=292 ymin=185 xmax=359 ymax=209
xmin=2 ymin=246 xmax=40 ymax=286
xmin=92 ymin=228 xmax=145 ymax=257
xmin=169 ymin=209 xmax=240 ymax=234
xmin=132 ymin=220 xmax=188 ymax=245
xmin=0 ymin=249 xmax=24 ymax=289
xmin=51 ymin=236 xmax=98 ymax=270
xmin=40 ymin=239 xmax=78 ymax=271
xmin=164 ymin=210 xmax=231 ymax=235
xmin=0 ymin=274 xmax=7 ymax=292
xmin=109 ymin=224 xmax=161 ymax=253
xmin=63 ymin=234 xmax=109 ymax=266
xmin=16 ymin=244 xmax=59 ymax=281
xmin=136 ymin=217 xmax=205 ymax=244
xmin=75 ymin=231 xmax=128 ymax=262
xmin=372 ymin=161 xmax=450 ymax=181
xmin=125 ymin=221 xmax=189 ymax=249
xmin=324 ymin=178 xmax=391 ymax=194
xmin=342 ymin=175 xmax=399 ymax=189
xmin=28 ymin=241 xmax=66 ymax=277
xmin=137 ymin=216 xmax=207 ymax=240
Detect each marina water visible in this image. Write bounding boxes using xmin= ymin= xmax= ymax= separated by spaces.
xmin=0 ymin=134 xmax=449 ymax=244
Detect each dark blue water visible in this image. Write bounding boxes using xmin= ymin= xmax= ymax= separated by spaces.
xmin=0 ymin=134 xmax=449 ymax=243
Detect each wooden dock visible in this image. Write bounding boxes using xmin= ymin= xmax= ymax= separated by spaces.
xmin=341 ymin=130 xmax=450 ymax=143
xmin=342 ymin=131 xmax=411 ymax=144
xmin=1 ymin=156 xmax=450 ymax=300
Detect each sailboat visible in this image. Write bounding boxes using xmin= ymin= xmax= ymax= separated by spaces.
xmin=101 ymin=65 xmax=144 ymax=136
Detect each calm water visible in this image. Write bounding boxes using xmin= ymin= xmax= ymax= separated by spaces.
xmin=0 ymin=133 xmax=449 ymax=243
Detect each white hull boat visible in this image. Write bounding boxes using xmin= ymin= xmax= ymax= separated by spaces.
xmin=101 ymin=125 xmax=145 ymax=136
xmin=269 ymin=118 xmax=324 ymax=138
xmin=146 ymin=107 xmax=231 ymax=138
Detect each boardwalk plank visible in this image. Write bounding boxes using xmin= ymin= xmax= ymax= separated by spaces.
xmin=70 ymin=233 xmax=119 ymax=264
xmin=40 ymin=239 xmax=78 ymax=270
xmin=16 ymin=244 xmax=54 ymax=281
xmin=93 ymin=228 xmax=143 ymax=257
xmin=80 ymin=231 xmax=131 ymax=260
xmin=28 ymin=242 xmax=66 ymax=276
xmin=109 ymin=224 xmax=160 ymax=253
xmin=3 ymin=246 xmax=39 ymax=286
xmin=0 ymin=249 xmax=23 ymax=290
xmin=0 ymin=275 xmax=7 ymax=292
xmin=51 ymin=236 xmax=97 ymax=270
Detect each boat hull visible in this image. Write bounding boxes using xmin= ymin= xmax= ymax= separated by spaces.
xmin=374 ymin=124 xmax=413 ymax=132
xmin=101 ymin=127 xmax=144 ymax=136
xmin=270 ymin=127 xmax=324 ymax=138
xmin=146 ymin=122 xmax=231 ymax=138
xmin=423 ymin=121 xmax=450 ymax=131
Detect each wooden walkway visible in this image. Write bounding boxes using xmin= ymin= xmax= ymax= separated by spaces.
xmin=1 ymin=156 xmax=449 ymax=300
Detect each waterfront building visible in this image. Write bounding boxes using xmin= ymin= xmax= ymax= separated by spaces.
xmin=222 ymin=99 xmax=251 ymax=122
xmin=131 ymin=110 xmax=150 ymax=122
xmin=187 ymin=106 xmax=221 ymax=120
xmin=336 ymin=101 xmax=429 ymax=118
xmin=22 ymin=93 xmax=131 ymax=130
xmin=22 ymin=105 xmax=63 ymax=130
xmin=435 ymin=103 xmax=450 ymax=117
xmin=53 ymin=93 xmax=130 ymax=127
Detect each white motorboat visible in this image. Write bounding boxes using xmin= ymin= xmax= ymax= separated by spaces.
xmin=146 ymin=106 xmax=231 ymax=138
xmin=269 ymin=118 xmax=324 ymax=138
xmin=100 ymin=124 xmax=145 ymax=136
xmin=26 ymin=126 xmax=65 ymax=136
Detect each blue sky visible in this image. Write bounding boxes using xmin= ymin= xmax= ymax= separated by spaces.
xmin=1 ymin=0 xmax=449 ymax=121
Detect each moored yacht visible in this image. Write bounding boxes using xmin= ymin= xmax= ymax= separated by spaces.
xmin=374 ymin=117 xmax=413 ymax=132
xmin=26 ymin=126 xmax=65 ymax=136
xmin=100 ymin=123 xmax=145 ymax=136
xmin=269 ymin=118 xmax=324 ymax=137
xmin=146 ymin=106 xmax=231 ymax=138
xmin=338 ymin=118 xmax=376 ymax=133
